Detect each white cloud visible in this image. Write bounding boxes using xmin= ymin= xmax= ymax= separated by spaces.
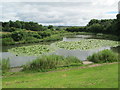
xmin=1 ymin=0 xmax=119 ymax=26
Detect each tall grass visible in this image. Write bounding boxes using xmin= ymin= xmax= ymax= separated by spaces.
xmin=0 ymin=58 xmax=10 ymax=73
xmin=42 ymin=34 xmax=63 ymax=42
xmin=23 ymin=54 xmax=82 ymax=71
xmin=2 ymin=38 xmax=15 ymax=45
xmin=87 ymin=49 xmax=119 ymax=63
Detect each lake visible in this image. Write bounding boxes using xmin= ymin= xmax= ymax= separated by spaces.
xmin=1 ymin=34 xmax=120 ymax=67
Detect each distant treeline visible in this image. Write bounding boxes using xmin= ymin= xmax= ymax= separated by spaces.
xmin=1 ymin=15 xmax=120 ymax=46
xmin=66 ymin=18 xmax=120 ymax=37
xmin=2 ymin=18 xmax=119 ymax=36
xmin=1 ymin=20 xmax=62 ymax=32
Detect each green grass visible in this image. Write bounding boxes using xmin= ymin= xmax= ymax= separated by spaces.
xmin=87 ymin=49 xmax=119 ymax=63
xmin=3 ymin=63 xmax=118 ymax=88
xmin=42 ymin=34 xmax=63 ymax=42
xmin=0 ymin=58 xmax=10 ymax=73
xmin=23 ymin=54 xmax=82 ymax=72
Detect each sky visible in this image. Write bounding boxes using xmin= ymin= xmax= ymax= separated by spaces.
xmin=0 ymin=0 xmax=119 ymax=26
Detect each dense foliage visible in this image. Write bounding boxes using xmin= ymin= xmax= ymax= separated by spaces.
xmin=1 ymin=20 xmax=67 ymax=45
xmin=23 ymin=54 xmax=82 ymax=71
xmin=87 ymin=50 xmax=119 ymax=63
xmin=66 ymin=18 xmax=120 ymax=40
xmin=2 ymin=20 xmax=47 ymax=31
xmin=1 ymin=28 xmax=66 ymax=45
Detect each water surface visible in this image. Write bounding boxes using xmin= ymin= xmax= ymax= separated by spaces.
xmin=1 ymin=35 xmax=120 ymax=67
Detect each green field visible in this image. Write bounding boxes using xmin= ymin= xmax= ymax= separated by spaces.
xmin=3 ymin=63 xmax=118 ymax=88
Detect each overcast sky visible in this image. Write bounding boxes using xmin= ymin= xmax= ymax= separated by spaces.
xmin=1 ymin=0 xmax=119 ymax=26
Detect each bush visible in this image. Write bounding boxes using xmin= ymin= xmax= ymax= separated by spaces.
xmin=87 ymin=23 xmax=103 ymax=33
xmin=42 ymin=34 xmax=63 ymax=42
xmin=27 ymin=32 xmax=42 ymax=39
xmin=11 ymin=30 xmax=26 ymax=41
xmin=87 ymin=50 xmax=118 ymax=63
xmin=24 ymin=37 xmax=40 ymax=43
xmin=0 ymin=58 xmax=10 ymax=73
xmin=38 ymin=31 xmax=51 ymax=38
xmin=2 ymin=38 xmax=15 ymax=45
xmin=2 ymin=33 xmax=12 ymax=38
xmin=23 ymin=55 xmax=82 ymax=71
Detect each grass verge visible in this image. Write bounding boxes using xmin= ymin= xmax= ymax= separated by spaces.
xmin=2 ymin=63 xmax=118 ymax=88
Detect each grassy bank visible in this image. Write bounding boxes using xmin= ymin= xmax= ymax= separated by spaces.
xmin=87 ymin=49 xmax=119 ymax=63
xmin=23 ymin=55 xmax=82 ymax=72
xmin=3 ymin=63 xmax=118 ymax=88
xmin=2 ymin=31 xmax=119 ymax=46
xmin=1 ymin=32 xmax=71 ymax=46
xmin=0 ymin=58 xmax=10 ymax=73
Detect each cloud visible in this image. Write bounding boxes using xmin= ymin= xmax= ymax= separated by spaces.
xmin=1 ymin=0 xmax=119 ymax=26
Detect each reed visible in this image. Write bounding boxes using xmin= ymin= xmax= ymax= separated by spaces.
xmin=87 ymin=50 xmax=119 ymax=63
xmin=0 ymin=58 xmax=10 ymax=73
xmin=23 ymin=54 xmax=82 ymax=71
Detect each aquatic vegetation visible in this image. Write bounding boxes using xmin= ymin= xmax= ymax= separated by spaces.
xmin=9 ymin=39 xmax=119 ymax=56
xmin=0 ymin=58 xmax=10 ymax=73
xmin=55 ymin=39 xmax=119 ymax=50
xmin=87 ymin=50 xmax=119 ymax=63
xmin=8 ymin=45 xmax=55 ymax=56
xmin=23 ymin=54 xmax=82 ymax=71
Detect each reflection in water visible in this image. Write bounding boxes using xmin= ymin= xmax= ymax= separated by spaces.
xmin=1 ymin=52 xmax=37 ymax=67
xmin=53 ymin=47 xmax=111 ymax=60
xmin=1 ymin=35 xmax=120 ymax=67
xmin=63 ymin=35 xmax=92 ymax=41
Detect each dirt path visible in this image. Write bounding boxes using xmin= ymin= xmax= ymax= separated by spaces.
xmin=9 ymin=62 xmax=118 ymax=73
xmin=46 ymin=62 xmax=118 ymax=73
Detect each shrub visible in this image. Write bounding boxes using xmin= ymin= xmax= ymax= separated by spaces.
xmin=23 ymin=55 xmax=82 ymax=71
xmin=87 ymin=23 xmax=103 ymax=33
xmin=2 ymin=33 xmax=12 ymax=38
xmin=2 ymin=38 xmax=15 ymax=45
xmin=87 ymin=50 xmax=119 ymax=63
xmin=11 ymin=30 xmax=25 ymax=41
xmin=28 ymin=32 xmax=42 ymax=39
xmin=43 ymin=34 xmax=63 ymax=42
xmin=38 ymin=30 xmax=52 ymax=38
xmin=24 ymin=37 xmax=40 ymax=43
xmin=65 ymin=56 xmax=83 ymax=65
xmin=0 ymin=58 xmax=10 ymax=73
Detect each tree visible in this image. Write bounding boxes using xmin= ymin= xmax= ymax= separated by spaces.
xmin=87 ymin=19 xmax=99 ymax=26
xmin=87 ymin=23 xmax=103 ymax=33
xmin=48 ymin=25 xmax=53 ymax=30
xmin=11 ymin=30 xmax=26 ymax=41
xmin=2 ymin=22 xmax=10 ymax=27
xmin=14 ymin=20 xmax=22 ymax=28
xmin=9 ymin=20 xmax=14 ymax=27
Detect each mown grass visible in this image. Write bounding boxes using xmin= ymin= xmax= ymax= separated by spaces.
xmin=2 ymin=63 xmax=118 ymax=88
xmin=23 ymin=54 xmax=83 ymax=72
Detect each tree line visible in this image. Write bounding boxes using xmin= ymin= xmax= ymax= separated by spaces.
xmin=66 ymin=18 xmax=120 ymax=37
xmin=1 ymin=20 xmax=55 ymax=32
xmin=1 ymin=15 xmax=120 ymax=46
